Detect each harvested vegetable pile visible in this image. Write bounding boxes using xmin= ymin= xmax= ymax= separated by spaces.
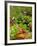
xmin=10 ymin=6 xmax=32 ymax=40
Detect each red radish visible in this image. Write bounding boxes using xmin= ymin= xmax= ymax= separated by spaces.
xmin=19 ymin=28 xmax=26 ymax=33
xmin=22 ymin=29 xmax=26 ymax=33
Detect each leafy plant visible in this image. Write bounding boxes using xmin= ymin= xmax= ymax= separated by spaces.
xmin=10 ymin=6 xmax=32 ymax=40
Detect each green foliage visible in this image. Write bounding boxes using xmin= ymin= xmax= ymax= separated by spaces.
xmin=10 ymin=24 xmax=19 ymax=39
xmin=10 ymin=6 xmax=32 ymax=18
xmin=10 ymin=6 xmax=32 ymax=40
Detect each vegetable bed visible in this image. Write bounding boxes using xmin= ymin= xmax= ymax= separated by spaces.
xmin=10 ymin=6 xmax=32 ymax=40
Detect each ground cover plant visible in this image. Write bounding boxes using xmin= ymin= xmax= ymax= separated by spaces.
xmin=10 ymin=6 xmax=32 ymax=40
